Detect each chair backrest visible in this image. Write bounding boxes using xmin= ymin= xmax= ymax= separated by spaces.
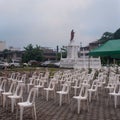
xmin=62 ymin=83 xmax=69 ymax=93
xmin=0 ymin=79 xmax=7 ymax=91
xmin=8 ymin=81 xmax=17 ymax=93
xmin=20 ymin=74 xmax=26 ymax=82
xmin=14 ymin=83 xmax=25 ymax=97
xmin=29 ymin=77 xmax=36 ymax=84
xmin=90 ymin=79 xmax=98 ymax=91
xmin=48 ymin=80 xmax=56 ymax=90
xmin=27 ymin=87 xmax=37 ymax=103
xmin=38 ymin=80 xmax=44 ymax=87
xmin=11 ymin=73 xmax=16 ymax=79
xmin=79 ymin=85 xmax=88 ymax=98
xmin=15 ymin=72 xmax=20 ymax=78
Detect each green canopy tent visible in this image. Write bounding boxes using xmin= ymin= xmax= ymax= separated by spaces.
xmin=89 ymin=39 xmax=120 ymax=58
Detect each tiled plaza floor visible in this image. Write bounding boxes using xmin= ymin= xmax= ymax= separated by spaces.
xmin=0 ymin=84 xmax=120 ymax=120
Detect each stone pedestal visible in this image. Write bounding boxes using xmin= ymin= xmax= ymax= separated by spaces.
xmin=60 ymin=40 xmax=79 ymax=68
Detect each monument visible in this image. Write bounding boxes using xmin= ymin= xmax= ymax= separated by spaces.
xmin=60 ymin=30 xmax=79 ymax=68
xmin=60 ymin=30 xmax=101 ymax=69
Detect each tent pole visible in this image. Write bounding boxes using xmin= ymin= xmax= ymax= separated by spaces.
xmin=113 ymin=59 xmax=115 ymax=66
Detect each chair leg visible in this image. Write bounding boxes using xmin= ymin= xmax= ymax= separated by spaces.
xmin=0 ymin=93 xmax=3 ymax=105
xmin=89 ymin=91 xmax=92 ymax=102
xmin=68 ymin=93 xmax=70 ymax=104
xmin=46 ymin=91 xmax=49 ymax=101
xmin=70 ymin=98 xmax=74 ymax=111
xmin=11 ymin=98 xmax=15 ymax=113
xmin=114 ymin=96 xmax=117 ymax=108
xmin=16 ymin=105 xmax=18 ymax=120
xmin=87 ymin=99 xmax=89 ymax=112
xmin=59 ymin=94 xmax=62 ymax=106
xmin=34 ymin=105 xmax=37 ymax=120
xmin=78 ymin=100 xmax=81 ymax=114
xmin=3 ymin=95 xmax=6 ymax=108
xmin=20 ymin=106 xmax=24 ymax=120
xmin=54 ymin=90 xmax=55 ymax=100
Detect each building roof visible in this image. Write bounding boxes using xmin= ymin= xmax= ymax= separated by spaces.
xmin=89 ymin=39 xmax=120 ymax=58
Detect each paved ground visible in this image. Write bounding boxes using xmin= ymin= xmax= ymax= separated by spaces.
xmin=0 ymin=85 xmax=120 ymax=120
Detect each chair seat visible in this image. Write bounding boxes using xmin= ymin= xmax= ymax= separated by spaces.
xmin=56 ymin=91 xmax=68 ymax=94
xmin=109 ymin=93 xmax=120 ymax=96
xmin=8 ymin=95 xmax=21 ymax=99
xmin=18 ymin=102 xmax=33 ymax=107
xmin=72 ymin=86 xmax=80 ymax=89
xmin=73 ymin=96 xmax=87 ymax=100
xmin=2 ymin=92 xmax=12 ymax=95
xmin=34 ymin=85 xmax=43 ymax=88
xmin=82 ymin=83 xmax=90 ymax=87
xmin=88 ymin=89 xmax=96 ymax=92
xmin=44 ymin=88 xmax=54 ymax=91
xmin=18 ymin=81 xmax=24 ymax=83
xmin=105 ymin=86 xmax=114 ymax=89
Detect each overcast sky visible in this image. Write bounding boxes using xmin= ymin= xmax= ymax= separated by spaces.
xmin=0 ymin=0 xmax=120 ymax=49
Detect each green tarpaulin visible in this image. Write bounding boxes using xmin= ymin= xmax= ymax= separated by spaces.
xmin=89 ymin=39 xmax=120 ymax=58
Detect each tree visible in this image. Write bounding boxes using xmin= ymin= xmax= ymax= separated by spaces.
xmin=2 ymin=49 xmax=11 ymax=62
xmin=99 ymin=32 xmax=114 ymax=44
xmin=61 ymin=46 xmax=67 ymax=58
xmin=22 ymin=44 xmax=43 ymax=63
xmin=33 ymin=45 xmax=43 ymax=61
xmin=114 ymin=28 xmax=120 ymax=39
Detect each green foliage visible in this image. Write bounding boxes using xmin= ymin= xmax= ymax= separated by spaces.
xmin=99 ymin=28 xmax=120 ymax=44
xmin=22 ymin=44 xmax=43 ymax=63
xmin=99 ymin=32 xmax=114 ymax=44
xmin=56 ymin=52 xmax=61 ymax=60
xmin=114 ymin=28 xmax=120 ymax=39
xmin=61 ymin=46 xmax=67 ymax=58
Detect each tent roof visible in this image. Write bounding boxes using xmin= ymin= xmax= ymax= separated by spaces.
xmin=89 ymin=39 xmax=120 ymax=57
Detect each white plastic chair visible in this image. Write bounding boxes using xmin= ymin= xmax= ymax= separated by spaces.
xmin=56 ymin=82 xmax=70 ymax=106
xmin=18 ymin=74 xmax=26 ymax=84
xmin=72 ymin=79 xmax=82 ymax=96
xmin=109 ymin=83 xmax=120 ymax=108
xmin=17 ymin=87 xmax=37 ymax=120
xmin=88 ymin=79 xmax=98 ymax=102
xmin=72 ymin=85 xmax=89 ymax=114
xmin=44 ymin=79 xmax=56 ymax=101
xmin=34 ymin=79 xmax=45 ymax=97
xmin=0 ymin=79 xmax=7 ymax=104
xmin=2 ymin=81 xmax=16 ymax=108
xmin=27 ymin=77 xmax=36 ymax=93
xmin=12 ymin=72 xmax=21 ymax=82
xmin=8 ymin=83 xmax=25 ymax=112
xmin=7 ymin=72 xmax=16 ymax=83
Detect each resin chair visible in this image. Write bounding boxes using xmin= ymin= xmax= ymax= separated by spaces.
xmin=44 ymin=79 xmax=56 ymax=101
xmin=0 ymin=79 xmax=7 ymax=104
xmin=72 ymin=85 xmax=89 ymax=114
xmin=56 ymin=82 xmax=70 ymax=106
xmin=17 ymin=87 xmax=37 ymax=120
xmin=88 ymin=79 xmax=99 ymax=102
xmin=109 ymin=83 xmax=120 ymax=108
xmin=2 ymin=81 xmax=16 ymax=108
xmin=8 ymin=83 xmax=25 ymax=112
xmin=34 ymin=79 xmax=45 ymax=97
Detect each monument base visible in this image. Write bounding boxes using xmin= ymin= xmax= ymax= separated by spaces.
xmin=60 ymin=57 xmax=101 ymax=69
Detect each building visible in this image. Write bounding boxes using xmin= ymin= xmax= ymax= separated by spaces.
xmin=41 ymin=47 xmax=57 ymax=60
xmin=0 ymin=41 xmax=6 ymax=51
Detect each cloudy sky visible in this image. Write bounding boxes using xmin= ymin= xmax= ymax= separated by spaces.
xmin=0 ymin=0 xmax=120 ymax=49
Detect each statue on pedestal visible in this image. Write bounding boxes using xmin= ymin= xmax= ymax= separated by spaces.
xmin=70 ymin=29 xmax=75 ymax=41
